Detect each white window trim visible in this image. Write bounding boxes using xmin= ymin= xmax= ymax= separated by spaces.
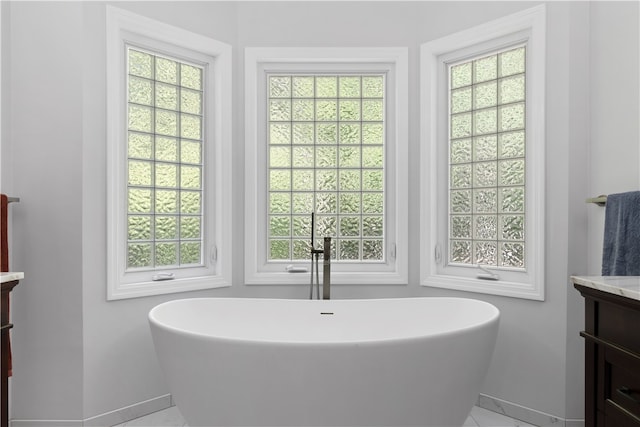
xmin=106 ymin=6 xmax=232 ymax=300
xmin=245 ymin=47 xmax=408 ymax=286
xmin=420 ymin=5 xmax=546 ymax=301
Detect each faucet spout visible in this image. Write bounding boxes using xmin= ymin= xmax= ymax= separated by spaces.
xmin=322 ymin=237 xmax=331 ymax=300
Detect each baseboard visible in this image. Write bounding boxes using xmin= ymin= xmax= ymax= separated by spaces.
xmin=11 ymin=394 xmax=173 ymax=427
xmin=477 ymin=394 xmax=585 ymax=427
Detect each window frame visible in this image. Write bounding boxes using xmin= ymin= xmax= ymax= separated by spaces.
xmin=106 ymin=6 xmax=232 ymax=300
xmin=245 ymin=47 xmax=408 ymax=286
xmin=420 ymin=5 xmax=546 ymax=300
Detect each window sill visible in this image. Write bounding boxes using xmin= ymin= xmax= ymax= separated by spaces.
xmin=421 ymin=274 xmax=544 ymax=301
xmin=107 ymin=276 xmax=231 ymax=300
xmin=245 ymin=271 xmax=408 ymax=286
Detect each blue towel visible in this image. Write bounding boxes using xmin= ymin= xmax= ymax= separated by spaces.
xmin=602 ymin=191 xmax=640 ymax=276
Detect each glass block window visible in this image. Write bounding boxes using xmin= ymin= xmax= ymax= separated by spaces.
xmin=448 ymin=46 xmax=526 ymax=269
xmin=267 ymin=74 xmax=385 ymax=262
xmin=126 ymin=47 xmax=204 ymax=270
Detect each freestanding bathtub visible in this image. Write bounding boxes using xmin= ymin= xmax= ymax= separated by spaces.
xmin=149 ymin=297 xmax=499 ymax=427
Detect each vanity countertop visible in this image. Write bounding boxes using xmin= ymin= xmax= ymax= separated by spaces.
xmin=0 ymin=272 xmax=24 ymax=284
xmin=571 ymin=275 xmax=640 ymax=301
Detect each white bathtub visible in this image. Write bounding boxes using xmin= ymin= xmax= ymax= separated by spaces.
xmin=149 ymin=297 xmax=499 ymax=427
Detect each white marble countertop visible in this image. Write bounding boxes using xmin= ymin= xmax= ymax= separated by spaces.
xmin=0 ymin=272 xmax=24 ymax=283
xmin=571 ymin=275 xmax=640 ymax=301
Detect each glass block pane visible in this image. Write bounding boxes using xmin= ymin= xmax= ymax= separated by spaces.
xmin=270 ymin=146 xmax=291 ymax=168
xmin=316 ymin=100 xmax=337 ymax=121
xmin=499 ymin=47 xmax=525 ymax=77
xmin=128 ymin=188 xmax=152 ymax=213
xmin=451 ymin=164 xmax=471 ymax=189
xmin=474 ymin=108 xmax=497 ymax=135
xmin=270 ymin=76 xmax=291 ymax=98
xmin=271 ymin=99 xmax=292 ymax=121
xmin=128 ymin=50 xmax=153 ymax=78
xmin=499 ymin=159 xmax=525 ymax=186
xmin=155 ymin=216 xmax=177 ymax=240
xmin=292 ymin=170 xmax=313 ymax=191
xmin=451 ymin=87 xmax=472 ymax=114
xmin=293 ymin=193 xmax=313 ymax=213
xmin=363 ymin=216 xmax=383 ymax=237
xmin=156 ymin=83 xmax=178 ymax=110
xmin=339 ymin=146 xmax=361 ymax=168
xmin=501 ymin=214 xmax=524 ymax=240
xmin=293 ymin=147 xmax=313 ymax=168
xmin=128 ymin=77 xmax=153 ymax=105
xmin=363 ymin=193 xmax=383 ymax=214
xmin=472 ymin=135 xmax=497 ymax=161
xmin=181 ymin=89 xmax=202 ymax=115
xmin=339 ymin=193 xmax=360 ymax=214
xmin=450 ymin=241 xmax=471 ymax=263
xmin=316 ymin=192 xmax=337 ymax=213
xmin=128 ymin=160 xmax=152 ymax=186
xmin=474 ymin=189 xmax=497 ymax=213
xmin=500 ymin=187 xmax=525 ymax=213
xmin=316 ymin=170 xmax=337 ymax=191
xmin=180 ymin=242 xmax=201 ymax=264
xmin=450 ymin=190 xmax=471 ymax=213
xmin=450 ymin=138 xmax=471 ymax=164
xmin=270 ymin=123 xmax=291 ymax=144
xmin=362 ymin=146 xmax=383 ymax=168
xmin=316 ymin=215 xmax=337 ymax=237
xmin=500 ymin=75 xmax=525 ymax=104
xmin=316 ymin=77 xmax=337 ymax=98
xmin=128 ymin=215 xmax=151 ymax=240
xmin=473 ymin=162 xmax=497 ymax=188
xmin=499 ymin=102 xmax=525 ymax=132
xmin=362 ymin=123 xmax=384 ymax=144
xmin=474 ymin=241 xmax=497 ymax=265
xmin=293 ymin=239 xmax=311 ymax=259
xmin=156 ymin=163 xmax=177 ymax=188
xmin=128 ymin=105 xmax=152 ymax=132
xmin=293 ymin=123 xmax=314 ymax=144
xmin=293 ymin=216 xmax=312 ymax=237
xmin=451 ymin=63 xmax=472 ymax=89
xmin=156 ymin=190 xmax=178 ymax=213
xmin=339 ymin=240 xmax=360 ymax=260
xmin=180 ymin=191 xmax=201 ymax=214
xmin=270 ymin=193 xmax=291 ymax=214
xmin=316 ymin=123 xmax=337 ymax=144
xmin=474 ymin=81 xmax=497 ymax=109
xmin=362 ymin=100 xmax=383 ymax=121
xmin=156 ymin=110 xmax=178 ymax=136
xmin=128 ymin=243 xmax=152 ymax=268
xmin=339 ymin=124 xmax=361 ymax=144
xmin=339 ymin=76 xmax=361 ymax=98
xmin=156 ymin=137 xmax=178 ymax=162
xmin=501 ymin=242 xmax=524 ymax=267
xmin=181 ymin=165 xmax=201 ymax=189
xmin=498 ymin=131 xmax=525 ymax=159
xmin=181 ymin=140 xmax=201 ymax=164
xmin=292 ymin=76 xmax=314 ymax=98
xmin=270 ymin=216 xmax=290 ymax=236
xmin=450 ymin=113 xmax=472 ymax=139
xmin=316 ymin=146 xmax=338 ymax=169
xmin=339 ymin=100 xmax=360 ymax=121
xmin=156 ymin=57 xmax=177 ymax=84
xmin=339 ymin=170 xmax=360 ymax=191
xmin=270 ymin=240 xmax=290 ymax=260
xmin=292 ymin=100 xmax=314 ymax=121
xmin=181 ymin=64 xmax=202 ymax=90
xmin=180 ymin=217 xmax=200 ymax=239
xmin=270 ymin=170 xmax=291 ymax=191
xmin=362 ymin=170 xmax=383 ymax=191
xmin=362 ymin=76 xmax=384 ymax=98
xmin=339 ymin=216 xmax=360 ymax=236
xmin=474 ymin=215 xmax=497 ymax=239
xmin=156 ymin=243 xmax=177 ymax=266
xmin=363 ymin=240 xmax=383 ymax=260
xmin=474 ymin=55 xmax=497 ymax=83
xmin=451 ymin=215 xmax=471 ymax=239
xmin=128 ymin=132 xmax=153 ymax=159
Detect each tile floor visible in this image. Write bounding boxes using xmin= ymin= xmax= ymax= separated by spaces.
xmin=112 ymin=405 xmax=537 ymax=427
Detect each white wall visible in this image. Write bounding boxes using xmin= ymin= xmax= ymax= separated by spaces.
xmin=1 ymin=1 xmax=637 ymax=424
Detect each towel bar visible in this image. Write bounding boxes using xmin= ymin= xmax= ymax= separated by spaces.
xmin=586 ymin=195 xmax=607 ymax=206
xmin=6 ymin=197 xmax=19 ymax=204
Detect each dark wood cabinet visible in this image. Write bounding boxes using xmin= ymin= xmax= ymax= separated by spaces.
xmin=1 ymin=278 xmax=19 ymax=427
xmin=575 ymin=283 xmax=640 ymax=427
